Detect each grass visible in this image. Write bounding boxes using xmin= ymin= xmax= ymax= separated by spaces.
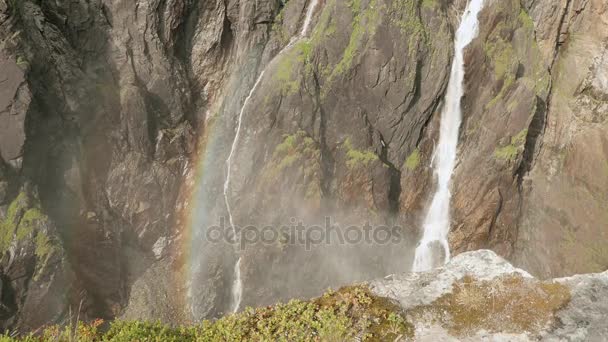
xmin=2 ymin=286 xmax=413 ymax=342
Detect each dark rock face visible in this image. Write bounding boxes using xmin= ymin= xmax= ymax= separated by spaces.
xmin=0 ymin=51 xmax=27 ymax=165
xmin=0 ymin=0 xmax=606 ymax=332
xmin=0 ymin=0 xmax=199 ymax=330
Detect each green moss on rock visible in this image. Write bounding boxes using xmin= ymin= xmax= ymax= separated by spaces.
xmin=324 ymin=0 xmax=383 ymax=88
xmin=409 ymin=275 xmax=570 ymax=336
xmin=494 ymin=129 xmax=528 ymax=162
xmin=0 ymin=190 xmax=56 ymax=269
xmin=262 ymin=131 xmax=322 ymax=200
xmin=274 ymin=38 xmax=319 ymax=96
xmin=0 ymin=191 xmax=29 ymax=253
xmin=343 ymin=138 xmax=378 ymax=170
xmin=404 ymin=148 xmax=421 ymax=171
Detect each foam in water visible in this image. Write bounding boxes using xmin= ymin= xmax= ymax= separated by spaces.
xmin=224 ymin=0 xmax=320 ymax=313
xmin=412 ymin=0 xmax=486 ymax=272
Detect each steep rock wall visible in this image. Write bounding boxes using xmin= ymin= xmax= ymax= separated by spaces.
xmin=0 ymin=0 xmax=606 ymax=332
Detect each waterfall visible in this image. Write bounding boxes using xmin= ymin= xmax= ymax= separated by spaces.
xmin=224 ymin=0 xmax=320 ymax=314
xmin=412 ymin=0 xmax=486 ymax=272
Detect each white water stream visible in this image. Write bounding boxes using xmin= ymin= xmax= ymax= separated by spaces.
xmin=224 ymin=0 xmax=320 ymax=313
xmin=412 ymin=0 xmax=486 ymax=272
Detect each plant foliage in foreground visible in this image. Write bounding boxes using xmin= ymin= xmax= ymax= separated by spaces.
xmin=1 ymin=286 xmax=412 ymax=342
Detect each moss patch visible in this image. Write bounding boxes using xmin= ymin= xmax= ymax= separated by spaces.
xmin=494 ymin=129 xmax=528 ymax=162
xmin=262 ymin=131 xmax=322 ymax=200
xmin=409 ymin=275 xmax=570 ymax=336
xmin=343 ymin=138 xmax=378 ymax=170
xmin=1 ymin=191 xmax=29 ymax=253
xmin=390 ymin=0 xmax=427 ymax=51
xmin=518 ymin=8 xmax=534 ymax=31
xmin=273 ymin=40 xmax=314 ymax=96
xmin=0 ymin=190 xmax=57 ymax=271
xmin=324 ymin=0 xmax=383 ymax=89
xmin=421 ymin=0 xmax=437 ymax=9
xmin=404 ymin=148 xmax=421 ymax=171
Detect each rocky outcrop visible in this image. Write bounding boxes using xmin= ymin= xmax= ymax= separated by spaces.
xmin=370 ymin=250 xmax=608 ymax=341
xmin=0 ymin=187 xmax=75 ymax=331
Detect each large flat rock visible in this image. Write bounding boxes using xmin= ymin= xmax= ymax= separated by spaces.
xmin=369 ymin=250 xmax=608 ymax=341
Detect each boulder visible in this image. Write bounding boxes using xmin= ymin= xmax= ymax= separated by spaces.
xmin=370 ymin=250 xmax=608 ymax=341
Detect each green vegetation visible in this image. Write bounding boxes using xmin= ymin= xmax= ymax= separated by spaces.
xmin=1 ymin=276 xmax=572 ymax=341
xmin=273 ymin=40 xmax=314 ymax=96
xmin=482 ymin=9 xmax=517 ymax=109
xmin=390 ymin=0 xmax=425 ymax=35
xmin=16 ymin=56 xmax=28 ymax=68
xmin=484 ymin=2 xmax=551 ymax=107
xmin=518 ymin=9 xmax=534 ymax=31
xmin=2 ymin=286 xmax=412 ymax=342
xmin=263 ymin=131 xmax=321 ymax=199
xmin=0 ymin=190 xmax=57 ymax=273
xmin=343 ymin=138 xmax=378 ymax=170
xmin=389 ymin=0 xmax=430 ymax=54
xmin=404 ymin=148 xmax=421 ymax=171
xmin=309 ymin=0 xmax=337 ymax=47
xmin=421 ymin=0 xmax=437 ymax=10
xmin=1 ymin=191 xmax=29 ymax=253
xmin=494 ymin=129 xmax=527 ymax=162
xmin=410 ymin=275 xmax=570 ymax=336
xmin=323 ymin=0 xmax=383 ymax=89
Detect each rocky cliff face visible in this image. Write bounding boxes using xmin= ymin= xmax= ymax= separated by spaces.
xmin=0 ymin=0 xmax=606 ymax=333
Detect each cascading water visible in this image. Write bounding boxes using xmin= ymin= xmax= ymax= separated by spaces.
xmin=412 ymin=0 xmax=486 ymax=272
xmin=224 ymin=0 xmax=320 ymax=313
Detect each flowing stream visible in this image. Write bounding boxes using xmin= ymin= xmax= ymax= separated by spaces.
xmin=412 ymin=0 xmax=486 ymax=272
xmin=224 ymin=0 xmax=320 ymax=313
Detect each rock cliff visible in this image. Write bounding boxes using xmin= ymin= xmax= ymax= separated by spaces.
xmin=0 ymin=0 xmax=606 ymax=332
